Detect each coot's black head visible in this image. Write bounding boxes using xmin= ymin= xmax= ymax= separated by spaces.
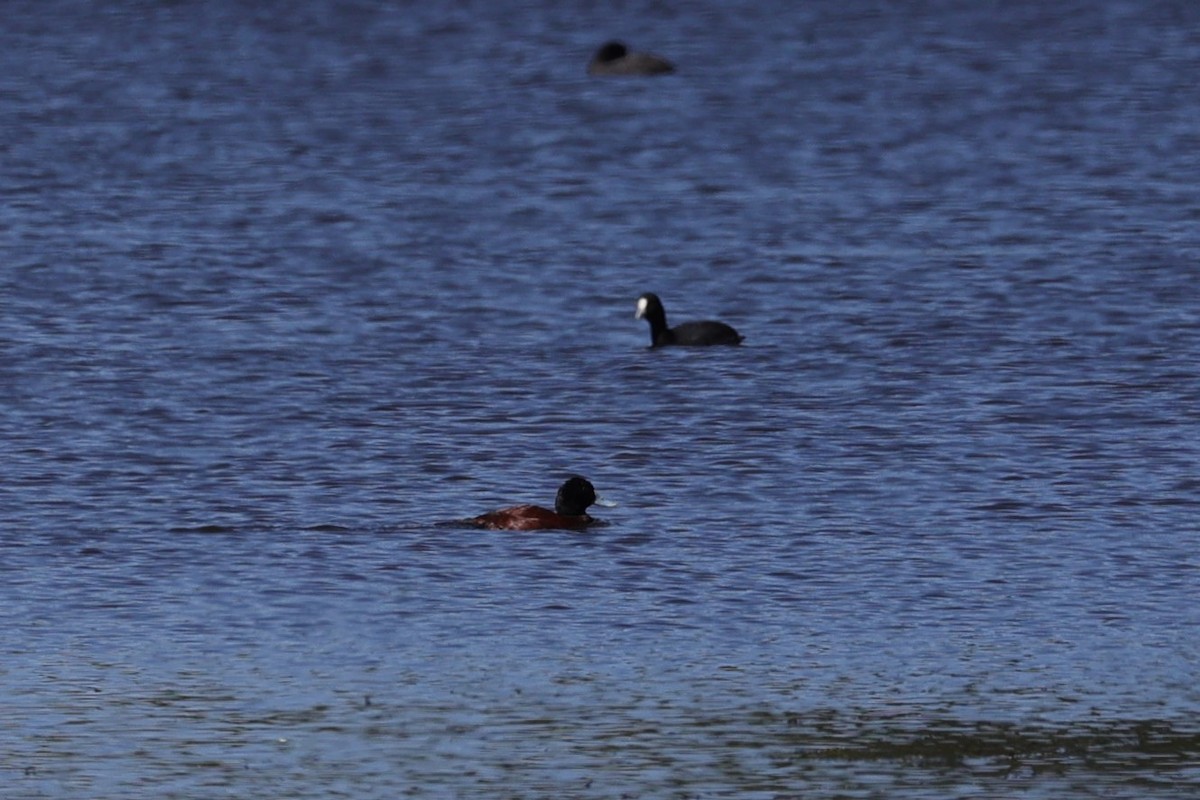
xmin=635 ymin=292 xmax=669 ymax=341
xmin=593 ymin=41 xmax=629 ymax=64
xmin=635 ymin=292 xmax=666 ymax=325
xmin=555 ymin=476 xmax=597 ymax=516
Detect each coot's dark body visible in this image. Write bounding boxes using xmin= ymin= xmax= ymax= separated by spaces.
xmin=588 ymin=41 xmax=675 ymax=76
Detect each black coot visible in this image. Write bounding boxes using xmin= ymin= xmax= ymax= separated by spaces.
xmin=635 ymin=293 xmax=744 ymax=347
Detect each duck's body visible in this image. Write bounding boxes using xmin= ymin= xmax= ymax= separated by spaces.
xmin=469 ymin=476 xmax=600 ymax=531
xmin=471 ymin=504 xmax=594 ymax=532
xmin=588 ymin=41 xmax=675 ymax=76
xmin=635 ymin=293 xmax=744 ymax=347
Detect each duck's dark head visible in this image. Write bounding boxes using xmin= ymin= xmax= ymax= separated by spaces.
xmin=555 ymin=476 xmax=597 ymax=516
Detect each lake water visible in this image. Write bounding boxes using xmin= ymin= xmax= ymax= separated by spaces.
xmin=3 ymin=1 xmax=1200 ymax=797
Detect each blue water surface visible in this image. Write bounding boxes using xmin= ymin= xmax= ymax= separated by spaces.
xmin=3 ymin=1 xmax=1200 ymax=797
